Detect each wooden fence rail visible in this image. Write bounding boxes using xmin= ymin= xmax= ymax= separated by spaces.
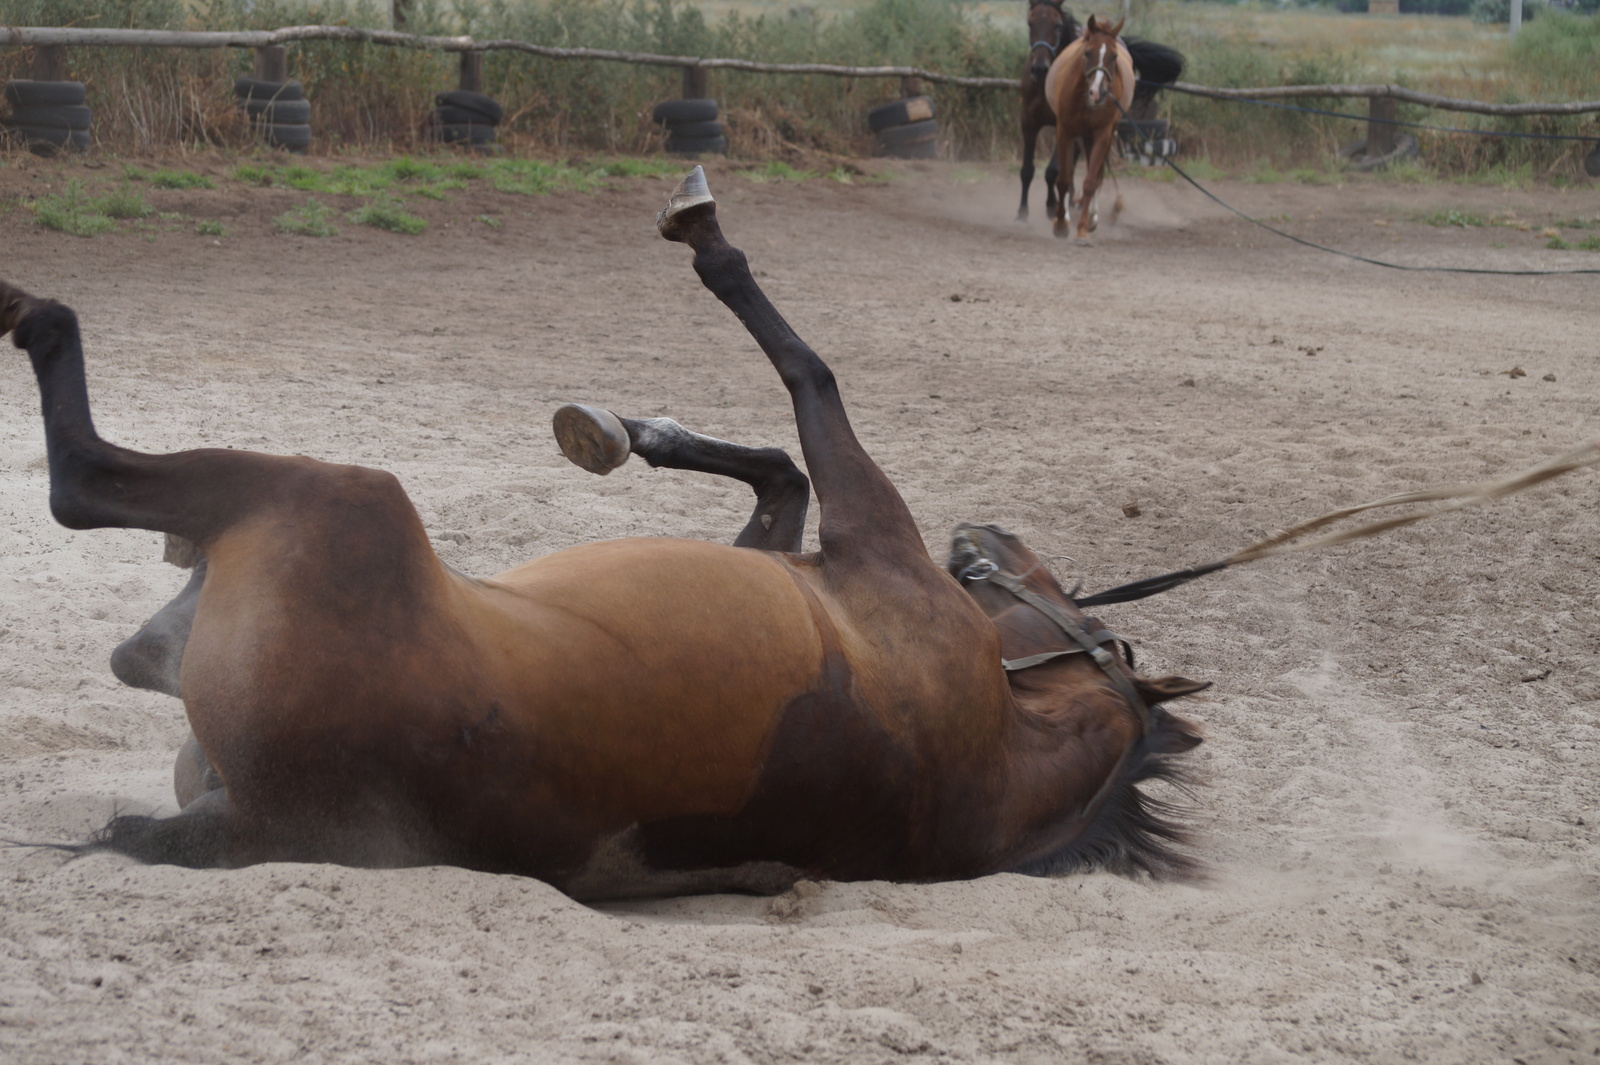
xmin=4 ymin=25 xmax=1600 ymax=118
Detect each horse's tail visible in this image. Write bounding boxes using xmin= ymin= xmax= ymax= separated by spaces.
xmin=1123 ymin=38 xmax=1185 ymax=107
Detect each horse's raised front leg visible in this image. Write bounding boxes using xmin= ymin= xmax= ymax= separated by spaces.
xmin=552 ymin=402 xmax=809 ymax=553
xmin=655 ymin=168 xmax=924 ymax=565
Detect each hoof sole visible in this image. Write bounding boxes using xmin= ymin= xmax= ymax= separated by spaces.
xmin=553 ymin=403 xmax=630 ymax=475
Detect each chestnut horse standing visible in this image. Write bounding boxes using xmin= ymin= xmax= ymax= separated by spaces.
xmin=1 ymin=169 xmax=1204 ymax=897
xmin=1017 ymin=0 xmax=1078 ymax=222
xmin=1047 ymin=15 xmax=1133 ymax=244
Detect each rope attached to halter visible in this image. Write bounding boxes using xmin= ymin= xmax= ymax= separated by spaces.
xmin=1075 ymin=440 xmax=1600 ymax=609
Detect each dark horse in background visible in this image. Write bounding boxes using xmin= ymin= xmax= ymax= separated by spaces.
xmin=1 ymin=168 xmax=1205 ymax=898
xmin=1017 ymin=0 xmax=1185 ymax=223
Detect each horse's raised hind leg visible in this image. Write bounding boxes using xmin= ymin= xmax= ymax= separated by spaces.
xmin=656 ymin=168 xmax=923 ymax=563
xmin=552 ymin=402 xmax=809 ymax=552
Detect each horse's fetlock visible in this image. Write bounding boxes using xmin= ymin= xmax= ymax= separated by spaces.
xmin=12 ymin=301 xmax=76 ymax=353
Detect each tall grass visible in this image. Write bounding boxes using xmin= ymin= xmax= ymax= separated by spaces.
xmin=0 ymin=0 xmax=1595 ymax=177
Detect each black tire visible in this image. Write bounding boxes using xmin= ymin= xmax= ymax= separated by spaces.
xmin=880 ymin=138 xmax=938 ymax=160
xmin=245 ymin=98 xmax=312 ymax=124
xmin=1585 ymin=144 xmax=1600 ymax=179
xmin=434 ymin=90 xmax=504 ymax=125
xmin=652 ymin=98 xmax=717 ymax=125
xmin=234 ymin=77 xmax=304 ymax=103
xmin=434 ymin=104 xmax=500 ymax=128
xmin=867 ymin=95 xmax=935 ymax=133
xmin=439 ymin=122 xmax=496 ymax=146
xmin=664 ymin=119 xmax=722 ymax=139
xmin=665 ymin=133 xmax=727 ymax=156
xmin=876 ymin=118 xmax=938 ymax=149
xmin=259 ymin=122 xmax=312 ymax=152
xmin=7 ymin=124 xmax=90 ymax=152
xmin=4 ymin=80 xmax=87 ymax=108
xmin=7 ymin=104 xmax=92 ymax=130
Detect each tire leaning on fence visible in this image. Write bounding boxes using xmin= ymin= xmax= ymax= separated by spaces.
xmin=868 ymin=96 xmax=937 ymax=160
xmin=1115 ymin=118 xmax=1178 ymax=166
xmin=234 ymin=76 xmax=310 ymax=153
xmin=432 ymin=89 xmax=501 ymax=150
xmin=3 ymin=80 xmax=91 ymax=155
xmin=653 ymin=98 xmax=726 ymax=156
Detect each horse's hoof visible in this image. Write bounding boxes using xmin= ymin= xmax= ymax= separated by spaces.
xmin=656 ymin=166 xmax=715 ymax=243
xmin=553 ymin=404 xmax=631 ymax=475
xmin=1053 ymin=224 xmax=1071 ymax=239
xmin=1072 ymin=236 xmax=1093 ymax=247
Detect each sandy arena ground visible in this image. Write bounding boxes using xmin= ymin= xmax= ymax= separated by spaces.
xmin=0 ymin=155 xmax=1597 ymax=1064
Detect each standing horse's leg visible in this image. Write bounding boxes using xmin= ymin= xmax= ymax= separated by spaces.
xmin=655 ymin=168 xmax=924 ymax=563
xmin=552 ymin=403 xmax=809 ymax=553
xmin=1018 ymin=115 xmax=1039 ymax=223
xmin=1043 ymin=143 xmax=1060 ymax=217
xmin=1075 ymin=129 xmax=1115 ymax=244
xmin=1052 ymin=135 xmax=1079 ymax=239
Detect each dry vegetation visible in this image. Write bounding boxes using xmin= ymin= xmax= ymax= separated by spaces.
xmin=0 ymin=0 xmax=1596 ymax=177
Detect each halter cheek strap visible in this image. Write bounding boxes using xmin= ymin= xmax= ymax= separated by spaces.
xmin=959 ymin=559 xmax=1153 ymax=734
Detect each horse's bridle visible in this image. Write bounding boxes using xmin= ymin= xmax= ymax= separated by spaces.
xmin=956 ymin=553 xmax=1153 ymax=733
xmin=1028 ymin=0 xmax=1068 ymax=62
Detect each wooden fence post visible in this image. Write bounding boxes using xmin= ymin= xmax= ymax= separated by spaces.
xmin=682 ymin=64 xmax=707 ymax=100
xmin=1367 ymin=95 xmax=1396 ymax=159
xmin=459 ymin=50 xmax=483 ymax=93
xmin=32 ymin=44 xmax=68 ymax=81
xmin=253 ymin=45 xmax=288 ymax=83
xmin=901 ymin=75 xmax=924 ymax=99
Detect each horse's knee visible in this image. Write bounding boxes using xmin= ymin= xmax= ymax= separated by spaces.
xmin=174 ymin=732 xmax=224 ymax=808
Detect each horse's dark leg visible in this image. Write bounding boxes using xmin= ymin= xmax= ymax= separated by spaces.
xmin=552 ymin=402 xmax=809 ymax=553
xmin=1075 ymin=130 xmax=1114 ymax=243
xmin=656 ymin=168 xmax=924 ymax=562
xmin=1018 ymin=113 xmax=1038 ymax=222
xmin=1044 ymin=144 xmax=1060 ymax=216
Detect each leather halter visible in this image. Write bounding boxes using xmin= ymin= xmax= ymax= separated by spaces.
xmin=1028 ymin=0 xmax=1067 ymax=59
xmin=957 ymin=555 xmax=1153 ymax=733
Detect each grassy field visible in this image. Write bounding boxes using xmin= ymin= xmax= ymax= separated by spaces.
xmin=1 ymin=0 xmax=1595 ymax=178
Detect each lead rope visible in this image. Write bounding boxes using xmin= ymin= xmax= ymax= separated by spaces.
xmin=1076 ymin=440 xmax=1600 ymax=609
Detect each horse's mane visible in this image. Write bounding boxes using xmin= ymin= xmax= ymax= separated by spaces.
xmin=1016 ymin=700 xmax=1205 ymax=880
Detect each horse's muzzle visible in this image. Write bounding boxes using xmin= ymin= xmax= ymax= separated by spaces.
xmin=1030 ymin=62 xmax=1051 ymax=83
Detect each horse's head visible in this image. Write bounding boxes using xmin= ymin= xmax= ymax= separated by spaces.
xmin=1081 ymin=15 xmax=1125 ymax=108
xmin=1026 ymin=0 xmax=1077 ymax=85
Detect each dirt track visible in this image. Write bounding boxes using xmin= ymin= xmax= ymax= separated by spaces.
xmin=1 ymin=157 xmax=1597 ymax=1064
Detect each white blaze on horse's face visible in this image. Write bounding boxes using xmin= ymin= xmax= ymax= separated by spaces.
xmin=1088 ymin=43 xmax=1110 ymax=106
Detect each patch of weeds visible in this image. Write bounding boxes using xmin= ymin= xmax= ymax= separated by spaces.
xmin=1551 ymin=216 xmax=1598 ymax=230
xmin=588 ymin=158 xmax=680 ymax=179
xmin=827 ymin=167 xmax=856 ymax=184
xmin=279 ymin=165 xmax=329 ymax=192
xmin=1290 ymin=168 xmax=1342 ymax=186
xmin=486 ymin=159 xmax=599 ymax=196
xmin=149 ymin=169 xmax=214 ymax=190
xmin=477 ymin=214 xmax=501 ymax=228
xmin=742 ymin=160 xmax=815 ymax=183
xmin=275 ymin=199 xmax=339 ymax=237
xmin=156 ymin=211 xmax=185 ymax=221
xmin=96 ymin=184 xmax=153 ymax=219
xmin=383 ymin=157 xmax=444 ymax=183
xmin=447 ymin=161 xmax=486 ymax=181
xmin=120 ymin=164 xmax=148 ymax=181
xmin=1551 ymin=234 xmax=1600 ymax=252
xmin=348 ymin=195 xmax=426 ymax=234
xmin=1420 ymin=208 xmax=1486 ymax=228
xmin=1377 ymin=160 xmax=1432 ymax=184
xmin=1174 ymin=159 xmax=1226 ymax=181
xmin=1244 ymin=163 xmax=1285 ymax=184
xmin=31 ymin=180 xmax=116 ymax=237
xmin=196 ymin=219 xmax=225 ymax=236
xmin=411 ymin=186 xmax=447 ymax=200
xmin=234 ymin=164 xmax=274 ymax=186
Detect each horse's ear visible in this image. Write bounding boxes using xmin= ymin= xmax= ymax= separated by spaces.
xmin=1107 ymin=17 xmax=1125 ymax=36
xmin=1086 ymin=14 xmax=1099 ymax=31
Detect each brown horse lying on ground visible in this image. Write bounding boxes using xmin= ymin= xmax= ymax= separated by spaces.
xmin=2 ymin=168 xmax=1204 ymax=898
xmin=1047 ymin=15 xmax=1134 ymax=243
